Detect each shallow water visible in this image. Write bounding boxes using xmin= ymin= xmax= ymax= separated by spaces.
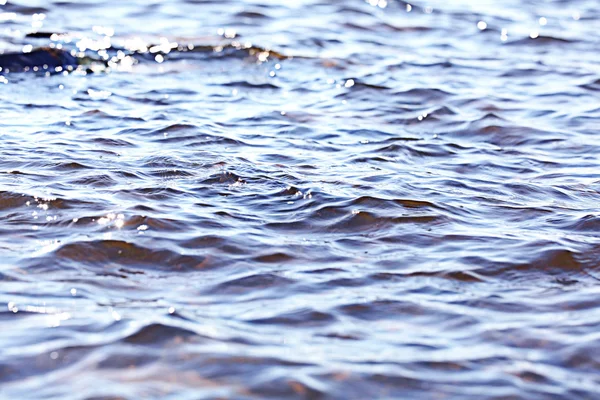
xmin=1 ymin=0 xmax=600 ymax=398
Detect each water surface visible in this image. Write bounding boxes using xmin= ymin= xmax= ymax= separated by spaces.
xmin=1 ymin=0 xmax=600 ymax=398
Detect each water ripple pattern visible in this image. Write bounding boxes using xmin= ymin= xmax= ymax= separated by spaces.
xmin=1 ymin=0 xmax=600 ymax=398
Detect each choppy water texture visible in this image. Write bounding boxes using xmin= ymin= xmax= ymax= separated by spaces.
xmin=1 ymin=0 xmax=600 ymax=398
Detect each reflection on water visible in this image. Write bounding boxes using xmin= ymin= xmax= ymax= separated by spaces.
xmin=2 ymin=0 xmax=600 ymax=398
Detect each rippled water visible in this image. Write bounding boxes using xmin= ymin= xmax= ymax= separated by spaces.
xmin=2 ymin=0 xmax=600 ymax=398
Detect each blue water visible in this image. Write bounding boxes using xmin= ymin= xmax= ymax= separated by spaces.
xmin=1 ymin=0 xmax=600 ymax=398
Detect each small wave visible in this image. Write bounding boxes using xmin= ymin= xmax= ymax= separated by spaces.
xmin=52 ymin=240 xmax=207 ymax=272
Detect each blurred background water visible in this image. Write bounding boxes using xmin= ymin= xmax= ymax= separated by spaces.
xmin=1 ymin=0 xmax=600 ymax=398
